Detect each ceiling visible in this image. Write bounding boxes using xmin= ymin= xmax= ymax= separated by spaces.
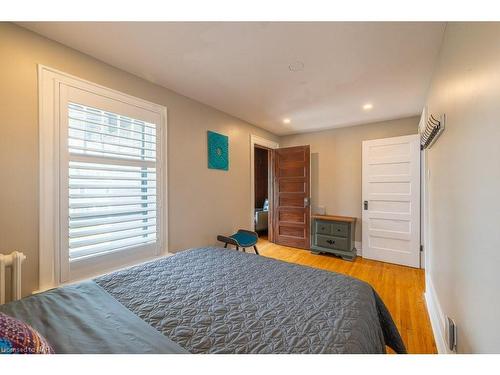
xmin=20 ymin=22 xmax=446 ymax=135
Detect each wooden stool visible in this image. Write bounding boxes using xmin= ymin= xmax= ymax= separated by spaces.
xmin=217 ymin=229 xmax=259 ymax=255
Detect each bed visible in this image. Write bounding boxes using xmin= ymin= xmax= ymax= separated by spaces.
xmin=0 ymin=247 xmax=406 ymax=354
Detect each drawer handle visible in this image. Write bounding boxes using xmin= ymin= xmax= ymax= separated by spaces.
xmin=326 ymin=239 xmax=335 ymax=245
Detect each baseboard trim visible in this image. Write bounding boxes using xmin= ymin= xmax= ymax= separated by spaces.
xmin=424 ymin=273 xmax=451 ymax=354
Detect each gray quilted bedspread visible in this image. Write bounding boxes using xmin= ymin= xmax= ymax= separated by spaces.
xmin=95 ymin=247 xmax=406 ymax=354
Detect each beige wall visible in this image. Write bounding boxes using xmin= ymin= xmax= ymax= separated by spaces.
xmin=279 ymin=117 xmax=418 ymax=244
xmin=424 ymin=23 xmax=500 ymax=353
xmin=0 ymin=23 xmax=278 ymax=297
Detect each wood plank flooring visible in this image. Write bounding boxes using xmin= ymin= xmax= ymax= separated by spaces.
xmin=257 ymin=237 xmax=437 ymax=354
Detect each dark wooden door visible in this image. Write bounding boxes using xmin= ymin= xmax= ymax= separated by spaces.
xmin=273 ymin=145 xmax=310 ymax=249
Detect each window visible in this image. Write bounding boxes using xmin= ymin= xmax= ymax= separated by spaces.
xmin=66 ymin=103 xmax=158 ymax=260
xmin=38 ymin=66 xmax=167 ymax=288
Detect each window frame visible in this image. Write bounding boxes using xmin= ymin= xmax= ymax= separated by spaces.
xmin=38 ymin=65 xmax=168 ymax=290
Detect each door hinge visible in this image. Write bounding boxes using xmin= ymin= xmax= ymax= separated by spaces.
xmin=420 ymin=245 xmax=424 ymax=252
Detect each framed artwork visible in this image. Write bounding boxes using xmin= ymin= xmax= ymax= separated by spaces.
xmin=207 ymin=130 xmax=229 ymax=170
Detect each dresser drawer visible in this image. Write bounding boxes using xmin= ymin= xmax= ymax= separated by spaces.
xmin=331 ymin=222 xmax=348 ymax=237
xmin=315 ymin=220 xmax=333 ymax=235
xmin=315 ymin=234 xmax=349 ymax=251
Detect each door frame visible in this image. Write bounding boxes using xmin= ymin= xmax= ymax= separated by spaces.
xmin=250 ymin=135 xmax=279 ymax=240
xmin=421 ymin=148 xmax=429 ymax=270
xmin=419 ymin=108 xmax=430 ymax=271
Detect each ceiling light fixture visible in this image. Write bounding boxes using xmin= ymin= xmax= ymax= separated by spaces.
xmin=363 ymin=103 xmax=373 ymax=110
xmin=283 ymin=118 xmax=291 ymax=124
xmin=288 ymin=61 xmax=304 ymax=72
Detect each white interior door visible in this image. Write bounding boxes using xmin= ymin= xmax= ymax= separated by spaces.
xmin=362 ymin=134 xmax=420 ymax=268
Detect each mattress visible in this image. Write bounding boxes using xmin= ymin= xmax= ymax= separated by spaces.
xmin=94 ymin=247 xmax=406 ymax=353
xmin=1 ymin=247 xmax=405 ymax=353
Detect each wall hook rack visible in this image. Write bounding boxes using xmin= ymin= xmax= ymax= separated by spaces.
xmin=420 ymin=113 xmax=445 ymax=150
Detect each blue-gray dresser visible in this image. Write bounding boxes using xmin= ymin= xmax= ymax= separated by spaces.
xmin=310 ymin=215 xmax=357 ymax=261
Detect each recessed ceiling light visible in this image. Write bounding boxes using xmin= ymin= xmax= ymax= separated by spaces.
xmin=288 ymin=61 xmax=304 ymax=72
xmin=363 ymin=103 xmax=373 ymax=110
xmin=283 ymin=118 xmax=291 ymax=124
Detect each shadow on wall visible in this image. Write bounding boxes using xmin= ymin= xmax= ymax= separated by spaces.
xmin=311 ymin=153 xmax=320 ymax=213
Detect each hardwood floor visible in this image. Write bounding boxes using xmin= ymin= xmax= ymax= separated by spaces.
xmin=257 ymin=236 xmax=437 ymax=354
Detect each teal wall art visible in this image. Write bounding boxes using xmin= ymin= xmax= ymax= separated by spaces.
xmin=207 ymin=130 xmax=229 ymax=171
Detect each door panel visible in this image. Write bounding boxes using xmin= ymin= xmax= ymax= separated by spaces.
xmin=273 ymin=146 xmax=310 ymax=249
xmin=279 ymin=225 xmax=305 ymax=238
xmin=279 ymin=180 xmax=306 ymax=193
xmin=279 ymin=210 xmax=307 ymax=224
xmin=278 ymin=166 xmax=306 ymax=178
xmin=362 ymin=135 xmax=420 ymax=267
xmin=278 ymin=195 xmax=304 ymax=207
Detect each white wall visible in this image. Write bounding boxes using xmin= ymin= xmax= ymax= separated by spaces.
xmin=0 ymin=23 xmax=278 ymax=297
xmin=424 ymin=22 xmax=500 ymax=353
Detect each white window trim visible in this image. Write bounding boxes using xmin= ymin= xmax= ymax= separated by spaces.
xmin=38 ymin=65 xmax=168 ymax=292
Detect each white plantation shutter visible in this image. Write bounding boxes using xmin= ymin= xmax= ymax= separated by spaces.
xmin=66 ymin=102 xmax=160 ymax=260
xmin=38 ymin=67 xmax=166 ymax=288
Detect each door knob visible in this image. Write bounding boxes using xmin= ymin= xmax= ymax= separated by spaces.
xmin=304 ymin=197 xmax=310 ymax=207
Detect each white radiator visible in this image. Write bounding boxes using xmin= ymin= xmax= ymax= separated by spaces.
xmin=0 ymin=251 xmax=26 ymax=304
